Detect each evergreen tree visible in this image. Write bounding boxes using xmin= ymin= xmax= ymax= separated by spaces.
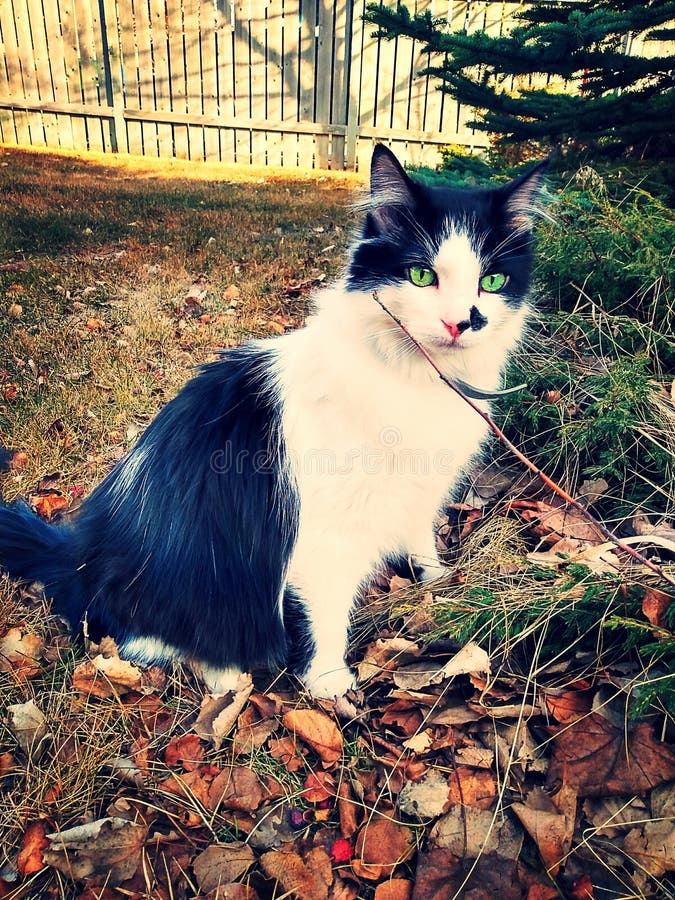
xmin=364 ymin=0 xmax=675 ymax=155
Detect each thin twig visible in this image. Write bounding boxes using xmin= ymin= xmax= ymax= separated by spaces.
xmin=371 ymin=290 xmax=675 ymax=589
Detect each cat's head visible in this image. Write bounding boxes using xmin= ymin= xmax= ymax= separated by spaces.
xmin=347 ymin=144 xmax=548 ymax=366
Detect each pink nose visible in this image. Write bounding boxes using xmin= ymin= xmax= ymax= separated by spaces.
xmin=442 ymin=320 xmax=461 ymax=339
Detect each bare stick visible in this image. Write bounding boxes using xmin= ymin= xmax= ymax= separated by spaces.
xmin=371 ymin=290 xmax=675 ymax=589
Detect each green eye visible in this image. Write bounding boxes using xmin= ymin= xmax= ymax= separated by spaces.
xmin=408 ymin=266 xmax=437 ymax=287
xmin=480 ymin=273 xmax=508 ymax=292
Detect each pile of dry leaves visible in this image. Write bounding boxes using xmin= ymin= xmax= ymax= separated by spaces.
xmin=1 ymin=479 xmax=675 ymax=899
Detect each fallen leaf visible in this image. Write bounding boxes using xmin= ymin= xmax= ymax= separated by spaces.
xmin=268 ymin=734 xmax=306 ymax=772
xmin=260 ymin=847 xmax=333 ymax=900
xmin=30 ymin=492 xmax=69 ymax=520
xmin=192 ymin=843 xmax=255 ymax=892
xmin=429 ymin=805 xmax=522 ymax=860
xmin=642 ymin=587 xmax=672 ymax=627
xmin=413 ymin=851 xmax=524 ymax=900
xmin=513 ymin=499 xmax=604 ymax=544
xmin=398 ymin=769 xmax=449 ymax=820
xmin=568 ymin=874 xmax=595 ymax=899
xmin=207 ymin=766 xmax=266 ymax=812
xmin=17 ymin=820 xmax=50 ymax=876
xmin=164 ymin=733 xmax=205 ymax=771
xmin=545 ymin=690 xmax=593 ymax=725
xmin=352 ymin=815 xmax=415 ymax=880
xmin=7 ymin=698 xmax=50 ymax=757
xmin=72 ymin=654 xmax=143 ymax=698
xmin=0 ymin=625 xmax=45 ymax=676
xmin=357 ymin=638 xmax=422 ymax=684
xmin=223 ymin=284 xmax=241 ymax=302
xmin=410 ymin=848 xmax=460 ymax=900
xmin=446 ymin=766 xmax=497 ymax=810
xmin=283 ymin=708 xmax=343 ymax=766
xmin=393 ymin=642 xmax=489 ymax=691
xmin=302 ymin=770 xmax=337 ymax=804
xmin=623 ymin=820 xmax=675 ymax=876
xmin=194 ymin=673 xmax=254 ymax=749
xmin=338 ymin=779 xmax=361 ymax=838
xmin=10 ymin=450 xmax=28 ymax=471
xmin=43 ymin=817 xmax=146 ymax=883
xmin=512 ymin=787 xmax=575 ymax=875
xmin=380 ymin=700 xmax=424 ymax=737
xmin=247 ymin=801 xmax=299 ymax=850
xmin=402 ymin=730 xmax=433 ymax=753
xmin=375 ymin=880 xmax=413 ymax=900
xmin=547 ymin=714 xmax=675 ymax=797
xmin=582 ymin=796 xmax=649 ymax=838
xmin=232 ymin=704 xmax=278 ymax=754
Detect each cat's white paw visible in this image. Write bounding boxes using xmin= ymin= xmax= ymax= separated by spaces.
xmin=303 ymin=663 xmax=356 ymax=699
xmin=193 ymin=662 xmax=247 ymax=695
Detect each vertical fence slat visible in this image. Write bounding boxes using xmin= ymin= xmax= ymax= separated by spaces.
xmin=265 ymin=0 xmax=282 ymax=165
xmin=149 ymin=0 xmax=173 ymax=154
xmin=166 ymin=0 xmax=188 ymax=156
xmin=217 ymin=0 xmax=236 ymax=162
xmin=0 ymin=8 xmax=18 ymax=142
xmin=40 ymin=0 xmax=74 ymax=147
xmin=314 ymin=0 xmax=332 ymax=167
xmin=183 ymin=0 xmax=202 ymax=158
xmin=117 ymin=0 xmax=144 ymax=154
xmin=26 ymin=0 xmax=58 ymax=145
xmin=7 ymin=0 xmax=43 ymax=143
xmin=197 ymin=0 xmax=218 ymax=160
xmin=296 ymin=0 xmax=314 ymax=166
xmin=249 ymin=0 xmax=267 ymax=165
xmin=60 ymin=0 xmax=89 ymax=148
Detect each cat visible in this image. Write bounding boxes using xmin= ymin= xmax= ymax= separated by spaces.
xmin=0 ymin=145 xmax=547 ymax=698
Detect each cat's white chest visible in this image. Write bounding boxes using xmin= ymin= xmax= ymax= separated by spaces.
xmin=277 ymin=330 xmax=489 ymax=580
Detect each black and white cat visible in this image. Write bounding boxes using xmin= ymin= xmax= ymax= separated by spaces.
xmin=0 ymin=145 xmax=547 ymax=698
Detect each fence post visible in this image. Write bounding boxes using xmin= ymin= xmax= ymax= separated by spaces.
xmin=344 ymin=0 xmax=359 ymax=170
xmin=97 ymin=0 xmax=128 ymax=153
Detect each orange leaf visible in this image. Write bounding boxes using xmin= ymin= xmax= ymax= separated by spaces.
xmin=374 ymin=880 xmax=413 ymax=900
xmin=352 ymin=816 xmax=414 ymax=881
xmin=548 ymin=714 xmax=675 ymax=797
xmin=164 ymin=733 xmax=204 ymax=771
xmin=30 ymin=492 xmax=69 ymax=521
xmin=302 ymin=770 xmax=336 ymax=804
xmin=282 ymin=708 xmax=343 ymax=767
xmin=446 ymin=766 xmax=496 ymax=810
xmin=642 ymin=587 xmax=672 ymax=627
xmin=260 ymin=847 xmax=333 ymax=900
xmin=17 ymin=820 xmax=50 ymax=876
xmin=545 ymin=690 xmax=593 ymax=725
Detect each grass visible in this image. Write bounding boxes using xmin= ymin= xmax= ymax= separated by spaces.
xmin=0 ymin=147 xmax=673 ymax=900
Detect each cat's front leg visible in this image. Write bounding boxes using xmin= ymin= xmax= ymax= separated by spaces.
xmin=288 ymin=565 xmax=364 ymax=699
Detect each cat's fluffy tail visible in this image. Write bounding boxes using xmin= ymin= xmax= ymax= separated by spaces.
xmin=0 ymin=503 xmax=84 ymax=623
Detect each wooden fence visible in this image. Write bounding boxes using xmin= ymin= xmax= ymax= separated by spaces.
xmin=0 ymin=0 xmax=667 ymax=170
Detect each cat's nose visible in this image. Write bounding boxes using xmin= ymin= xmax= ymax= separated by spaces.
xmin=442 ymin=319 xmax=472 ymax=338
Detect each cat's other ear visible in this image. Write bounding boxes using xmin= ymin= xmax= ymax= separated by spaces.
xmin=500 ymin=159 xmax=550 ymax=229
xmin=369 ymin=144 xmax=415 ymax=209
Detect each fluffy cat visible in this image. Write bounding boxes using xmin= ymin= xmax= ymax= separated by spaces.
xmin=0 ymin=145 xmax=547 ymax=698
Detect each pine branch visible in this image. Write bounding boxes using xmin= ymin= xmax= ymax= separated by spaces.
xmin=371 ymin=291 xmax=675 ymax=590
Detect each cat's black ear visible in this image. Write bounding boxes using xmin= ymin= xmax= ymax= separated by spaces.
xmin=370 ymin=144 xmax=415 ymax=207
xmin=500 ymin=159 xmax=550 ymax=228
